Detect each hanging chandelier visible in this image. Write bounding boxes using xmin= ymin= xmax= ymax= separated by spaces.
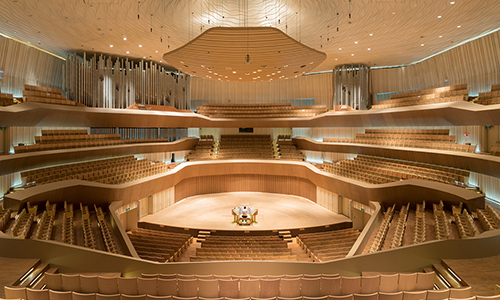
xmin=163 ymin=27 xmax=326 ymax=82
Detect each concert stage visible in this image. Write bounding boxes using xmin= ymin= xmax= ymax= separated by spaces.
xmin=140 ymin=192 xmax=352 ymax=233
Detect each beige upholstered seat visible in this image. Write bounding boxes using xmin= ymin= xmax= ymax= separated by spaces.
xmin=402 ymin=290 xmax=427 ymax=300
xmin=360 ymin=276 xmax=380 ymax=294
xmin=120 ymin=295 xmax=147 ymax=300
xmin=198 ymin=279 xmax=219 ymax=298
xmin=426 ymin=289 xmax=449 ymax=300
xmin=379 ymin=274 xmax=399 ymax=293
xmin=177 ymin=279 xmax=197 ymax=298
xmin=218 ymin=279 xmax=239 ymax=298
xmin=301 ymin=278 xmax=321 ymax=297
xmin=303 ymin=296 xmax=328 ymax=300
xmin=353 ymin=293 xmax=378 ymax=300
xmin=321 ymin=277 xmax=341 ymax=296
xmin=378 ymin=291 xmax=403 ymax=300
xmin=239 ymin=279 xmax=260 ymax=298
xmin=118 ymin=278 xmax=138 ymax=295
xmin=95 ymin=294 xmax=120 ymax=300
xmin=398 ymin=274 xmax=417 ymax=292
xmin=49 ymin=290 xmax=72 ymax=300
xmin=158 ymin=275 xmax=176 ymax=280
xmin=80 ymin=276 xmax=99 ymax=294
xmin=45 ymin=274 xmax=63 ymax=291
xmin=61 ymin=274 xmax=81 ymax=292
xmin=328 ymin=295 xmax=354 ymax=300
xmin=280 ymin=278 xmax=301 ymax=298
xmin=98 ymin=277 xmax=119 ymax=295
xmin=157 ymin=279 xmax=177 ymax=296
xmin=4 ymin=286 xmax=28 ymax=300
xmin=414 ymin=272 xmax=435 ymax=291
xmin=341 ymin=277 xmax=361 ymax=295
xmin=145 ymin=296 xmax=172 ymax=300
xmin=26 ymin=288 xmax=49 ymax=300
xmin=137 ymin=278 xmax=157 ymax=296
xmin=449 ymin=287 xmax=472 ymax=299
xmin=259 ymin=279 xmax=280 ymax=298
xmin=72 ymin=292 xmax=96 ymax=300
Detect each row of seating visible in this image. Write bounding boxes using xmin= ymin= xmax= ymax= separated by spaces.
xmin=80 ymin=204 xmax=97 ymax=249
xmin=369 ymin=205 xmax=395 ymax=253
xmin=38 ymin=273 xmax=440 ymax=297
xmin=95 ymin=206 xmax=118 ymax=254
xmin=33 ymin=210 xmax=55 ymax=240
xmin=196 ymin=103 xmax=327 ymax=118
xmin=454 ymin=209 xmax=478 ymax=239
xmin=475 ymin=84 xmax=500 ymax=105
xmin=189 ymin=255 xmax=298 ymax=262
xmin=372 ymin=95 xmax=468 ymax=109
xmin=364 ymin=129 xmax=451 ymax=135
xmin=3 ymin=287 xmax=484 ymax=300
xmin=490 ymin=146 xmax=500 ymax=157
xmin=11 ymin=208 xmax=34 ymax=239
xmin=390 ymin=204 xmax=409 ymax=249
xmin=62 ymin=202 xmax=75 ymax=245
xmin=276 ymin=141 xmax=305 ymax=161
xmin=0 ymin=92 xmax=16 ymax=106
xmin=128 ymin=228 xmax=193 ymax=263
xmin=433 ymin=202 xmax=450 ymax=240
xmin=297 ymin=229 xmax=360 ymax=262
xmin=0 ymin=207 xmax=12 ymax=231
xmin=413 ymin=202 xmax=426 ymax=245
xmin=186 ymin=141 xmax=216 ymax=161
xmin=389 ymin=84 xmax=468 ymax=100
xmin=22 ymin=84 xmax=77 ymax=106
xmin=216 ymin=135 xmax=274 ymax=160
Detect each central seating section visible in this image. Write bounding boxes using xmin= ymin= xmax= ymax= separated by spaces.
xmin=372 ymin=84 xmax=469 ymax=109
xmin=324 ymin=129 xmax=476 ymax=153
xmin=191 ymin=235 xmax=295 ymax=262
xmin=322 ymin=155 xmax=469 ymax=186
xmin=22 ymin=85 xmax=77 ymax=106
xmin=127 ymin=228 xmax=193 ymax=263
xmin=14 ymin=129 xmax=175 ymax=153
xmin=196 ymin=102 xmax=328 ymax=118
xmin=217 ymin=135 xmax=274 ymax=159
xmin=297 ymin=228 xmax=360 ymax=262
xmin=21 ymin=156 xmax=169 ymax=186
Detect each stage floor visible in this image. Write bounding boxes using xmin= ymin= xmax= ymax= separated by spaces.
xmin=141 ymin=192 xmax=351 ymax=231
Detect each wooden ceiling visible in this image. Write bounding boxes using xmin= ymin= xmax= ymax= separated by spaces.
xmin=163 ymin=27 xmax=326 ymax=82
xmin=0 ymin=0 xmax=499 ymax=74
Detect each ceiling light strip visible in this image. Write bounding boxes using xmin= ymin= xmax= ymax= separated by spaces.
xmin=0 ymin=32 xmax=65 ymax=61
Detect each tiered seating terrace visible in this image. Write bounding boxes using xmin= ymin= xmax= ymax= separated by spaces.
xmin=216 ymin=135 xmax=274 ymax=159
xmin=185 ymin=140 xmax=216 ymax=161
xmin=95 ymin=206 xmax=118 ymax=254
xmin=196 ymin=102 xmax=327 ymax=118
xmin=22 ymin=85 xmax=77 ymax=106
xmin=368 ymin=205 xmax=395 ymax=253
xmin=14 ymin=129 xmax=177 ymax=153
xmin=191 ymin=235 xmax=295 ymax=261
xmin=276 ymin=140 xmax=305 ymax=161
xmin=297 ymin=228 xmax=360 ymax=262
xmin=476 ymin=84 xmax=500 ymax=105
xmin=324 ymin=129 xmax=476 ymax=153
xmin=0 ymin=208 xmax=12 ymax=232
xmin=127 ymin=228 xmax=193 ymax=263
xmin=20 ymin=156 xmax=169 ymax=186
xmin=0 ymin=92 xmax=16 ymax=106
xmin=322 ymin=155 xmax=469 ymax=186
xmin=372 ymin=84 xmax=469 ymax=109
xmin=454 ymin=208 xmax=479 ymax=239
xmin=390 ymin=203 xmax=409 ymax=249
xmin=413 ymin=202 xmax=426 ymax=244
xmin=433 ymin=201 xmax=451 ymax=240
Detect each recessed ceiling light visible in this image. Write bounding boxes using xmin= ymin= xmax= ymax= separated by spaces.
xmin=239 ymin=78 xmax=242 ymax=79
xmin=143 ymin=56 xmax=146 ymax=58
xmin=354 ymin=41 xmax=358 ymax=44
xmin=339 ymin=48 xmax=342 ymax=50
xmin=123 ymin=37 xmax=127 ymax=40
xmin=126 ymin=51 xmax=130 ymax=54
xmin=201 ymin=65 xmax=205 ymax=67
xmin=457 ymin=25 xmax=461 ymax=28
xmin=284 ymin=65 xmax=288 ymax=67
xmin=155 ymin=50 xmax=158 ymax=53
xmin=232 ymin=71 xmax=236 ymax=74
xmin=160 ymin=60 xmax=162 ymax=62
xmin=367 ymin=48 xmax=371 ymax=50
xmin=335 ymin=58 xmax=337 ymax=60
xmin=437 ymin=15 xmax=442 ymax=18
xmin=110 ymin=45 xmax=113 ymax=47
xmin=139 ymin=44 xmax=142 ymax=47
xmin=369 ymin=33 xmax=373 ymax=36
xmin=392 ymin=12 xmax=396 ymax=14
xmin=450 ymin=1 xmax=455 ymax=4
xmin=421 ymin=44 xmax=424 ymax=46
xmin=439 ymin=35 xmax=442 ymax=38
xmin=351 ymin=54 xmax=354 ymax=56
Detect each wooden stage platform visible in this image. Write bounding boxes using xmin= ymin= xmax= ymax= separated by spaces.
xmin=140 ymin=192 xmax=352 ymax=233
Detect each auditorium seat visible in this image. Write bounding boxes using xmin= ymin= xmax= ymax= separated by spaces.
xmin=156 ymin=279 xmax=177 ymax=296
xmin=259 ymin=279 xmax=280 ymax=298
xmin=145 ymin=296 xmax=171 ymax=300
xmin=4 ymin=286 xmax=28 ymax=299
xmin=280 ymin=278 xmax=301 ymax=297
xmin=321 ymin=277 xmax=341 ymax=296
xmin=137 ymin=278 xmax=157 ymax=296
xmin=415 ymin=272 xmax=435 ymax=291
xmin=341 ymin=277 xmax=362 ymax=295
xmin=426 ymin=289 xmax=450 ymax=300
xmin=218 ymin=279 xmax=239 ymax=298
xmin=354 ymin=293 xmax=378 ymax=300
xmin=402 ymin=290 xmax=427 ymax=300
xmin=98 ymin=277 xmax=119 ymax=295
xmin=329 ymin=295 xmax=354 ymax=300
xmin=26 ymin=288 xmax=49 ymax=300
xmin=61 ymin=274 xmax=81 ymax=292
xmin=300 ymin=278 xmax=321 ymax=297
xmin=49 ymin=290 xmax=72 ymax=300
xmin=45 ymin=274 xmax=63 ymax=291
xmin=120 ymin=295 xmax=146 ymax=300
xmin=118 ymin=278 xmax=138 ymax=295
xmin=72 ymin=292 xmax=97 ymax=300
xmin=79 ymin=275 xmax=99 ymax=293
xmin=95 ymin=294 xmax=120 ymax=300
xmin=379 ymin=274 xmax=399 ymax=293
xmin=378 ymin=292 xmax=403 ymax=300
xmin=449 ymin=287 xmax=473 ymax=299
xmin=360 ymin=276 xmax=380 ymax=294
xmin=177 ymin=279 xmax=197 ymax=297
xmin=239 ymin=279 xmax=260 ymax=298
xmin=198 ymin=279 xmax=218 ymax=298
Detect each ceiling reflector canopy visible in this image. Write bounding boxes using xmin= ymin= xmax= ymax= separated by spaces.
xmin=163 ymin=27 xmax=327 ymax=82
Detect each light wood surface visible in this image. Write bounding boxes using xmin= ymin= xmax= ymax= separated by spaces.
xmin=141 ymin=192 xmax=351 ymax=232
xmin=293 ymin=137 xmax=500 ymax=179
xmin=3 ymin=160 xmax=484 ymax=212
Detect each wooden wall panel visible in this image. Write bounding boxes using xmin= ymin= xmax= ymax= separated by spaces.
xmin=191 ymin=72 xmax=334 ymax=109
xmin=371 ymin=30 xmax=500 ymax=96
xmin=174 ymin=174 xmax=317 ymax=203
xmin=0 ymin=35 xmax=64 ymax=97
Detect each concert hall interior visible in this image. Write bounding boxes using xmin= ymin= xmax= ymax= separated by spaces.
xmin=1 ymin=1 xmax=500 ymax=300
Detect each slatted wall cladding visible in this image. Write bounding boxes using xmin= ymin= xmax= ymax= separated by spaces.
xmin=0 ymin=35 xmax=63 ymax=97
xmin=64 ymin=53 xmax=190 ymax=109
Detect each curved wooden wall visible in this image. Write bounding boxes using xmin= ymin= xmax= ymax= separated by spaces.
xmin=1 ymin=101 xmax=500 ymax=128
xmin=3 ymin=160 xmax=484 ymax=212
xmin=0 ymin=137 xmax=198 ymax=176
xmin=293 ymin=137 xmax=500 ymax=179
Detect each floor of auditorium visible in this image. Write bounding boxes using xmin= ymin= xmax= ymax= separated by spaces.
xmin=443 ymin=254 xmax=500 ymax=296
xmin=141 ymin=192 xmax=351 ymax=231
